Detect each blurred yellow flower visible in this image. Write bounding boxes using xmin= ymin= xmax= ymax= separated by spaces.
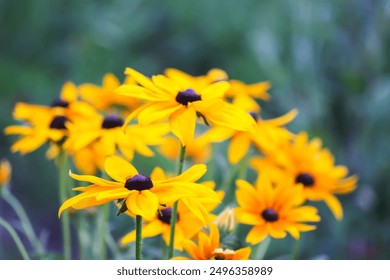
xmin=0 ymin=159 xmax=11 ymax=187
xmin=79 ymin=73 xmax=141 ymax=113
xmin=116 ymin=68 xmax=255 ymax=146
xmin=173 ymin=224 xmax=251 ymax=260
xmin=235 ymin=174 xmax=320 ymax=245
xmin=202 ymin=109 xmax=298 ymax=164
xmin=59 ymin=155 xmax=220 ymax=221
xmin=213 ymin=207 xmax=236 ymax=232
xmin=250 ymin=132 xmax=358 ymax=220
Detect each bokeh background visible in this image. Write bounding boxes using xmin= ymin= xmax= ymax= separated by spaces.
xmin=1 ymin=0 xmax=389 ymax=259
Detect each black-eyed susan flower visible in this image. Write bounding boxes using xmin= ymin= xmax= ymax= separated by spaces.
xmin=116 ymin=68 xmax=255 ymax=146
xmin=120 ymin=166 xmax=223 ymax=250
xmin=173 ymin=224 xmax=251 ymax=260
xmin=202 ymin=109 xmax=298 ymax=164
xmin=79 ymin=73 xmax=141 ymax=113
xmin=63 ymin=107 xmax=169 ymax=174
xmin=0 ymin=159 xmax=11 ymax=187
xmin=235 ymin=174 xmax=321 ymax=245
xmin=250 ymin=132 xmax=358 ymax=220
xmin=58 ymin=155 xmax=220 ymax=221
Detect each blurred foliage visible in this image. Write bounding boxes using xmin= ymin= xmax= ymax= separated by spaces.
xmin=1 ymin=0 xmax=389 ymax=259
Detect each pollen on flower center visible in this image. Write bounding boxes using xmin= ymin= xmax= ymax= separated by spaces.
xmin=124 ymin=174 xmax=153 ymax=191
xmin=295 ymin=172 xmax=315 ymax=187
xmin=101 ymin=114 xmax=124 ymax=129
xmin=51 ymin=98 xmax=69 ymax=108
xmin=175 ymin=88 xmax=201 ymax=106
xmin=211 ymin=248 xmax=234 ymax=260
xmin=261 ymin=208 xmax=279 ymax=222
xmin=157 ymin=208 xmax=178 ymax=225
xmin=49 ymin=116 xmax=68 ymax=130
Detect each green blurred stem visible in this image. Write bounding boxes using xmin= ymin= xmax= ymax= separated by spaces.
xmin=98 ymin=204 xmax=109 ymax=259
xmin=58 ymin=151 xmax=71 ymax=260
xmin=2 ymin=188 xmax=44 ymax=255
xmin=291 ymin=238 xmax=301 ymax=260
xmin=135 ymin=215 xmax=142 ymax=260
xmin=252 ymin=236 xmax=271 ymax=260
xmin=0 ymin=217 xmax=30 ymax=260
xmin=168 ymin=145 xmax=186 ymax=259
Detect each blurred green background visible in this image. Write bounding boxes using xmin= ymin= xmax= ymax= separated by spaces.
xmin=1 ymin=0 xmax=389 ymax=259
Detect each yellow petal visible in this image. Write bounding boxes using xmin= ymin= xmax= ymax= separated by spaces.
xmin=116 ymin=85 xmax=163 ymax=101
xmin=200 ymin=81 xmax=230 ymax=100
xmin=323 ymin=194 xmax=343 ymax=220
xmin=120 ymin=220 xmax=164 ymax=245
xmin=138 ymin=101 xmax=181 ymax=125
xmin=151 ymin=75 xmax=181 ymax=94
xmin=69 ymin=170 xmax=121 ymax=187
xmin=124 ymin=68 xmax=170 ymax=97
xmin=228 ymin=132 xmax=251 ymax=164
xmin=60 ymin=81 xmax=78 ymax=102
xmin=246 ymin=225 xmax=268 ymax=245
xmin=233 ymin=247 xmax=251 ymax=260
xmin=161 ymin=164 xmax=207 ymax=184
xmin=170 ymin=106 xmax=197 ymax=146
xmin=126 ymin=190 xmax=159 ymax=220
xmin=104 ymin=155 xmax=138 ymax=183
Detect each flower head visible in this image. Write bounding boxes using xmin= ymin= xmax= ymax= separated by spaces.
xmin=250 ymin=132 xmax=358 ymax=220
xmin=0 ymin=159 xmax=11 ymax=187
xmin=173 ymin=224 xmax=251 ymax=260
xmin=59 ymin=155 xmax=220 ymax=221
xmin=235 ymin=174 xmax=321 ymax=245
xmin=116 ymin=68 xmax=255 ymax=146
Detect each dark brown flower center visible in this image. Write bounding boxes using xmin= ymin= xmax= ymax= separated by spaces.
xmin=124 ymin=174 xmax=153 ymax=191
xmin=49 ymin=116 xmax=68 ymax=130
xmin=249 ymin=111 xmax=258 ymax=121
xmin=101 ymin=114 xmax=124 ymax=129
xmin=261 ymin=208 xmax=278 ymax=222
xmin=295 ymin=172 xmax=315 ymax=187
xmin=51 ymin=98 xmax=69 ymax=108
xmin=175 ymin=88 xmax=201 ymax=106
xmin=157 ymin=208 xmax=178 ymax=225
xmin=213 ymin=254 xmax=226 ymax=260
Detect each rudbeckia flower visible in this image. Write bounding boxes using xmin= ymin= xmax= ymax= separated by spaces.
xmin=250 ymin=132 xmax=358 ymax=220
xmin=79 ymin=73 xmax=141 ymax=113
xmin=202 ymin=109 xmax=298 ymax=164
xmin=0 ymin=159 xmax=11 ymax=187
xmin=235 ymin=174 xmax=321 ymax=244
xmin=116 ymin=68 xmax=255 ymax=146
xmin=173 ymin=224 xmax=251 ymax=260
xmin=63 ymin=107 xmax=169 ymax=174
xmin=58 ymin=155 xmax=220 ymax=221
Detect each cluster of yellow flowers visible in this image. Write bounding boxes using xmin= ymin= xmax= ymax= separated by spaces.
xmin=4 ymin=67 xmax=358 ymax=260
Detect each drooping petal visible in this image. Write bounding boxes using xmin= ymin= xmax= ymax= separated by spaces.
xmin=323 ymin=194 xmax=343 ymax=220
xmin=170 ymin=106 xmax=197 ymax=146
xmin=126 ymin=190 xmax=159 ymax=220
xmin=228 ymin=132 xmax=252 ymax=164
xmin=138 ymin=101 xmax=181 ymax=125
xmin=69 ymin=170 xmax=121 ymax=187
xmin=104 ymin=155 xmax=138 ymax=183
xmin=120 ymin=220 xmax=164 ymax=245
xmin=246 ymin=225 xmax=268 ymax=245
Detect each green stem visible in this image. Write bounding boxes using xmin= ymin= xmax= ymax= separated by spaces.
xmin=252 ymin=236 xmax=271 ymax=260
xmin=135 ymin=215 xmax=142 ymax=260
xmin=58 ymin=151 xmax=71 ymax=260
xmin=0 ymin=217 xmax=30 ymax=260
xmin=291 ymin=238 xmax=301 ymax=260
xmin=2 ymin=188 xmax=44 ymax=255
xmin=168 ymin=145 xmax=186 ymax=259
xmin=98 ymin=204 xmax=109 ymax=259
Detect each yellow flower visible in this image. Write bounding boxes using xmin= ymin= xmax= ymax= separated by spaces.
xmin=58 ymin=155 xmax=220 ymax=221
xmin=64 ymin=107 xmax=169 ymax=174
xmin=202 ymin=109 xmax=298 ymax=164
xmin=173 ymin=224 xmax=251 ymax=260
xmin=3 ymin=82 xmax=91 ymax=158
xmin=235 ymin=174 xmax=321 ymax=245
xmin=116 ymin=68 xmax=255 ymax=146
xmin=0 ymin=159 xmax=11 ymax=187
xmin=79 ymin=73 xmax=141 ymax=112
xmin=250 ymin=132 xmax=358 ymax=220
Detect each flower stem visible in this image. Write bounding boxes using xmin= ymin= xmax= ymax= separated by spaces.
xmin=2 ymin=188 xmax=44 ymax=255
xmin=58 ymin=151 xmax=71 ymax=260
xmin=252 ymin=236 xmax=271 ymax=260
xmin=168 ymin=145 xmax=186 ymax=259
xmin=98 ymin=204 xmax=109 ymax=259
xmin=291 ymin=238 xmax=301 ymax=260
xmin=135 ymin=215 xmax=142 ymax=260
xmin=0 ymin=217 xmax=30 ymax=260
